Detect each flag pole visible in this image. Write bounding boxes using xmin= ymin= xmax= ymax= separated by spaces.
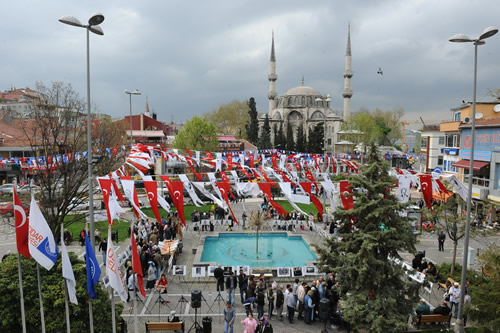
xmin=61 ymin=224 xmax=71 ymax=333
xmin=13 ymin=180 xmax=27 ymax=333
xmin=36 ymin=263 xmax=46 ymax=333
xmin=17 ymin=253 xmax=27 ymax=333
xmin=132 ymin=222 xmax=138 ymax=333
xmin=108 ymin=226 xmax=116 ymax=333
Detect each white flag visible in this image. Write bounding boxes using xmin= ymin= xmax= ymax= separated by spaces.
xmin=28 ymin=195 xmax=58 ymax=270
xmin=397 ymin=175 xmax=411 ymax=203
xmin=278 ymin=182 xmax=308 ymax=215
xmin=61 ymin=241 xmax=78 ymax=304
xmin=120 ymin=179 xmax=147 ymax=218
xmin=106 ymin=231 xmax=128 ymax=302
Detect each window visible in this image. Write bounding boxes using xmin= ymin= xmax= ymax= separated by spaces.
xmin=421 ymin=137 xmax=428 ymax=148
xmin=445 ymin=133 xmax=460 ymax=147
xmin=438 ymin=156 xmax=444 ymax=166
xmin=327 ymin=138 xmax=332 ymax=145
xmin=454 ymin=111 xmax=461 ymax=122
xmin=439 ymin=137 xmax=445 ymax=145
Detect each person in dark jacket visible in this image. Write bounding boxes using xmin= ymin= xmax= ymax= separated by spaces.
xmin=238 ymin=269 xmax=248 ymax=304
xmin=226 ymin=271 xmax=238 ymax=306
xmin=247 ymin=275 xmax=257 ymax=298
xmin=438 ymin=231 xmax=446 ymax=251
xmin=275 ymin=286 xmax=285 ymax=321
xmin=214 ymin=264 xmax=225 ymax=291
xmin=433 ymin=301 xmax=451 ymax=316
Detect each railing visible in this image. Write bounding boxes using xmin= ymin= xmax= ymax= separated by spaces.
xmin=464 ymin=175 xmax=490 ymax=187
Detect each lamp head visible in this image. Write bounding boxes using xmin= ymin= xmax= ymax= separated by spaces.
xmin=449 ymin=33 xmax=473 ymax=43
xmin=58 ymin=16 xmax=84 ymax=28
xmin=88 ymin=13 xmax=105 ymax=26
xmin=479 ymin=26 xmax=498 ymax=40
xmin=89 ymin=25 xmax=104 ymax=36
xmin=131 ymin=89 xmax=141 ymax=95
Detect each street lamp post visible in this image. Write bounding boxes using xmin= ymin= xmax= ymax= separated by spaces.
xmin=449 ymin=26 xmax=498 ymax=333
xmin=316 ymin=96 xmax=331 ymax=223
xmin=124 ymin=89 xmax=141 ymax=146
xmin=59 ymin=14 xmax=104 ymax=250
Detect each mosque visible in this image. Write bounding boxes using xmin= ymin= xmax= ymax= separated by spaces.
xmin=259 ymin=25 xmax=354 ymax=154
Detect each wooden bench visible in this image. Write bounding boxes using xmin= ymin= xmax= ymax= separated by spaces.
xmin=145 ymin=321 xmax=184 ymax=333
xmin=416 ymin=314 xmax=452 ymax=329
xmin=437 ymin=277 xmax=458 ymax=291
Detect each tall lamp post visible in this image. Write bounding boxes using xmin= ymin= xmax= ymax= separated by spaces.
xmin=59 ymin=13 xmax=104 ymax=250
xmin=124 ymin=89 xmax=141 ymax=146
xmin=449 ymin=26 xmax=498 ymax=333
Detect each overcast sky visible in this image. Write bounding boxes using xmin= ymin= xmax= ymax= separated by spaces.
xmin=1 ymin=1 xmax=500 ymax=126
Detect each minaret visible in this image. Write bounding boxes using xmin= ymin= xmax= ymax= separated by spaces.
xmin=342 ymin=23 xmax=353 ymax=119
xmin=268 ymin=31 xmax=278 ymax=114
xmin=144 ymin=97 xmax=151 ymax=117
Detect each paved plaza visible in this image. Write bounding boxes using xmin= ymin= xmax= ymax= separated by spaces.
xmin=1 ymin=196 xmax=499 ymax=332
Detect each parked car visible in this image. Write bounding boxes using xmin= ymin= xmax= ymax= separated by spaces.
xmin=18 ymin=185 xmax=41 ymax=194
xmin=70 ymin=198 xmax=101 ymax=211
xmin=0 ymin=184 xmax=14 ymax=195
xmin=0 ymin=202 xmax=30 ymax=216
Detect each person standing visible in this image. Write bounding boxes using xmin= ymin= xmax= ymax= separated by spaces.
xmin=98 ymin=237 xmax=107 ymax=266
xmin=214 ymin=263 xmax=225 ymax=291
xmin=448 ymin=282 xmax=461 ymax=318
xmin=304 ymin=290 xmax=314 ymax=324
xmin=247 ymin=275 xmax=256 ymax=298
xmin=296 ymin=282 xmax=307 ymax=320
xmin=286 ymin=287 xmax=295 ymax=323
xmin=256 ymin=285 xmax=265 ymax=320
xmin=224 ymin=301 xmax=235 ymax=333
xmin=438 ymin=231 xmax=446 ymax=252
xmin=238 ymin=269 xmax=249 ymax=304
xmin=241 ymin=312 xmax=257 ymax=333
xmin=266 ymin=285 xmax=275 ymax=319
xmin=226 ymin=271 xmax=238 ymax=306
xmin=276 ymin=285 xmax=284 ymax=321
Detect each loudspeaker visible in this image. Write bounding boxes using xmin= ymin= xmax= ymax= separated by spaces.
xmin=319 ymin=298 xmax=330 ymax=321
xmin=191 ymin=289 xmax=202 ymax=308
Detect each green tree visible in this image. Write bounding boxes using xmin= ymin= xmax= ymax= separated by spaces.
xmin=465 ymin=244 xmax=500 ymax=332
xmin=295 ymin=125 xmax=306 ymax=152
xmin=373 ymin=108 xmax=404 ymax=145
xmin=315 ymin=144 xmax=419 ymax=333
xmin=259 ymin=115 xmax=272 ymax=149
xmin=285 ymin=122 xmax=295 ymax=151
xmin=276 ymin=122 xmax=286 ymax=149
xmin=203 ymin=99 xmax=248 ymax=137
xmin=272 ymin=124 xmax=279 ymax=148
xmin=307 ymin=123 xmax=324 ymax=153
xmin=0 ymin=253 xmax=122 ymax=332
xmin=245 ymin=97 xmax=259 ymax=144
xmin=172 ymin=116 xmax=219 ymax=151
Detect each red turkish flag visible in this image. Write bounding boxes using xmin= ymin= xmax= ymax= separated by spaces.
xmin=419 ymin=175 xmax=433 ymax=212
xmin=304 ymin=170 xmax=319 ymax=192
xmin=271 ymin=155 xmax=278 ymax=170
xmin=220 ymin=171 xmax=230 ymax=184
xmin=131 ymin=232 xmax=146 ymax=297
xmin=120 ymin=176 xmax=142 ymax=219
xmin=159 ymin=175 xmax=173 ymax=194
xmin=295 ymin=162 xmax=301 ymax=171
xmin=226 ymin=154 xmax=233 ymax=170
xmin=249 ymin=154 xmax=255 ymax=168
xmin=332 ymin=158 xmax=336 ymax=174
xmin=215 ymin=182 xmax=239 ymax=224
xmin=186 ymin=159 xmax=202 ymax=181
xmin=339 ymin=180 xmax=354 ymax=211
xmin=300 ymin=182 xmax=323 ymax=219
xmin=13 ymin=187 xmax=30 ymax=258
xmin=258 ymin=168 xmax=276 ymax=186
xmin=110 ymin=176 xmax=126 ymax=203
xmin=144 ymin=180 xmax=162 ymax=223
xmin=169 ymin=181 xmax=186 ymax=226
xmin=97 ymin=178 xmax=113 ymax=225
xmin=435 ymin=179 xmax=450 ymax=196
xmin=258 ymin=182 xmax=286 ymax=216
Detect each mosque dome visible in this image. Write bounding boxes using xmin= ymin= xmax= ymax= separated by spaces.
xmin=284 ymin=86 xmax=321 ymax=97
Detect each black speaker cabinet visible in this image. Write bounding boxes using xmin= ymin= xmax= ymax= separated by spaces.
xmin=191 ymin=289 xmax=202 ymax=308
xmin=319 ymin=298 xmax=330 ymax=321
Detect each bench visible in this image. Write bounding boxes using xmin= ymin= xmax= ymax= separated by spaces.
xmin=416 ymin=314 xmax=452 ymax=329
xmin=145 ymin=321 xmax=184 ymax=333
xmin=438 ymin=277 xmax=458 ymax=291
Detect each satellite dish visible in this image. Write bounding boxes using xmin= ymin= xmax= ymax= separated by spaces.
xmin=494 ymin=104 xmax=500 ymax=112
xmin=475 ymin=113 xmax=483 ymax=119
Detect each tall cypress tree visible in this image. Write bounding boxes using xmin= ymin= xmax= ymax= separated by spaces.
xmin=295 ymin=125 xmax=306 ymax=152
xmin=286 ymin=121 xmax=295 ymax=151
xmin=245 ymin=97 xmax=259 ymax=144
xmin=258 ymin=115 xmax=272 ymax=149
xmin=272 ymin=123 xmax=279 ymax=148
xmin=315 ymin=144 xmax=419 ymax=333
xmin=306 ymin=123 xmax=324 ymax=153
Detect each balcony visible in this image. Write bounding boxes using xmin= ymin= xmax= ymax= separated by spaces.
xmin=440 ymin=121 xmax=460 ymax=132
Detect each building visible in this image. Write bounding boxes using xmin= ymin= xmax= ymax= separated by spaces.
xmin=419 ymin=125 xmax=444 ymax=173
xmin=260 ymin=26 xmax=354 ymax=153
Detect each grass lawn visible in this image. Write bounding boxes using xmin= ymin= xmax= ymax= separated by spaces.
xmin=274 ymin=199 xmax=326 ymax=215
xmin=64 ymin=203 xmax=213 ymax=242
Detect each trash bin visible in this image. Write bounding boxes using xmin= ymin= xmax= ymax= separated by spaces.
xmin=202 ymin=316 xmax=212 ymax=333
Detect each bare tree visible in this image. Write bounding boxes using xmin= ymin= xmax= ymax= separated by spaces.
xmin=21 ymin=81 xmax=124 ymax=235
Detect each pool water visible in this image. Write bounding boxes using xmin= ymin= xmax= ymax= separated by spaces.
xmin=200 ymin=233 xmax=317 ymax=268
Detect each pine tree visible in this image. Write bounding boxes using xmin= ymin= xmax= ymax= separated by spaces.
xmin=272 ymin=123 xmax=279 ymax=148
xmin=306 ymin=123 xmax=324 ymax=153
xmin=315 ymin=144 xmax=419 ymax=333
xmin=277 ymin=122 xmax=286 ymax=149
xmin=286 ymin=121 xmax=295 ymax=151
xmin=296 ymin=125 xmax=306 ymax=152
xmin=245 ymin=97 xmax=259 ymax=144
xmin=259 ymin=115 xmax=272 ymax=149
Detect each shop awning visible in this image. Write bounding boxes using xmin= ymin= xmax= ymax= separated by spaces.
xmin=452 ymin=159 xmax=489 ymax=171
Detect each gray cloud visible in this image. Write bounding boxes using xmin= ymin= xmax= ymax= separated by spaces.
xmin=1 ymin=0 xmax=499 ymax=126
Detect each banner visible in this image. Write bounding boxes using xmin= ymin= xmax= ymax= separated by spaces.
xmin=85 ymin=231 xmax=101 ymax=299
xmin=61 ymin=240 xmax=78 ymax=304
xmin=397 ymin=175 xmax=411 ymax=203
xmin=339 ymin=180 xmax=354 ymax=211
xmin=106 ymin=230 xmax=128 ymax=302
xmin=144 ymin=180 xmax=162 ymax=223
xmin=131 ymin=232 xmax=146 ymax=297
xmin=14 ymin=187 xmax=30 ymax=258
xmin=28 ymin=195 xmax=58 ymax=270
xmin=418 ymin=174 xmax=433 ymax=212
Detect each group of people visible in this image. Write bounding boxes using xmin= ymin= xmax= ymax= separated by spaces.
xmin=213 ymin=265 xmax=340 ymax=332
